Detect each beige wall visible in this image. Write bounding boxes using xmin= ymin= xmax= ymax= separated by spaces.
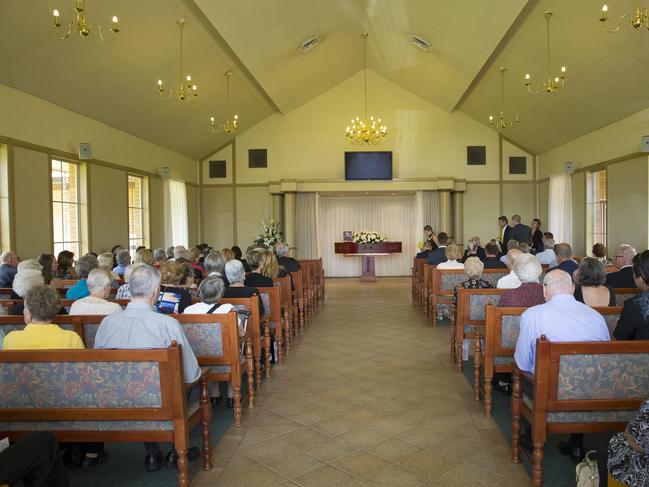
xmin=502 ymin=182 xmax=535 ymax=229
xmin=202 ymin=187 xmax=234 ymax=251
xmin=463 ymin=183 xmax=500 ymax=245
xmin=236 ymin=186 xmax=273 ymax=247
xmin=88 ymin=165 xmax=128 ymax=254
xmin=607 ymin=156 xmax=649 ymax=253
xmin=571 ymin=173 xmax=586 ymax=255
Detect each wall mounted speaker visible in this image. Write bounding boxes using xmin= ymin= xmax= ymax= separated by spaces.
xmin=564 ymin=162 xmax=574 ymax=174
xmin=78 ymin=143 xmax=92 ymax=160
xmin=159 ymin=167 xmax=171 ymax=179
xmin=641 ymin=135 xmax=649 ymax=153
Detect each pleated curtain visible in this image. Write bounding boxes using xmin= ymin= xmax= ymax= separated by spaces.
xmin=548 ymin=173 xmax=573 ymax=245
xmin=317 ymin=195 xmax=417 ymax=277
xmin=164 ymin=179 xmax=188 ymax=248
xmin=296 ymin=192 xmax=319 ymax=259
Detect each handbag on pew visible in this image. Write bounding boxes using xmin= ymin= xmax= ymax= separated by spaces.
xmin=575 ymin=450 xmax=599 ymax=487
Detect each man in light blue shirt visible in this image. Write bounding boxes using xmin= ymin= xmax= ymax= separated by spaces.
xmin=94 ymin=264 xmax=201 ymax=472
xmin=515 ymin=269 xmax=610 ymax=374
xmin=535 ymin=235 xmax=557 ymax=267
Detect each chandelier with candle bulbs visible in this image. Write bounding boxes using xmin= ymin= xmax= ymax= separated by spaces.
xmin=157 ymin=19 xmax=197 ymax=103
xmin=51 ymin=0 xmax=119 ymax=42
xmin=210 ymin=71 xmax=239 ymax=134
xmin=600 ymin=3 xmax=649 ymax=32
xmin=524 ymin=11 xmax=566 ymax=95
xmin=489 ymin=68 xmax=520 ymax=129
xmin=345 ymin=33 xmax=387 ymax=145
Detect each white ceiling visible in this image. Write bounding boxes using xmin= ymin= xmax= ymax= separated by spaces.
xmin=2 ymin=0 xmax=649 ymax=160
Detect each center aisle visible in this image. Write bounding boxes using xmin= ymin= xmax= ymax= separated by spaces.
xmin=194 ymin=277 xmax=531 ymax=487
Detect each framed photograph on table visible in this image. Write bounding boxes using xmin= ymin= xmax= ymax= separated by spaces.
xmin=343 ymin=231 xmax=353 ymax=241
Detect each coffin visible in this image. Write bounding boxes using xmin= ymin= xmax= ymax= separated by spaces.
xmin=334 ymin=242 xmax=402 ymax=254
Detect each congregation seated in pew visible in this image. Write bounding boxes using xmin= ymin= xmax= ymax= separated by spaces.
xmin=69 ymin=269 xmax=121 ymax=316
xmin=573 ymin=257 xmax=616 ymax=307
xmin=606 ymin=244 xmax=638 ymax=288
xmin=497 ymin=249 xmax=523 ymax=289
xmin=498 ymin=254 xmax=544 ymax=308
xmin=436 ymin=243 xmax=464 ymax=270
xmin=65 ymin=254 xmax=99 ymax=300
xmin=483 ymin=241 xmax=507 ymax=269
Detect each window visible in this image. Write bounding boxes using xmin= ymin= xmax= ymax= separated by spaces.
xmin=586 ymin=169 xmax=607 ymax=252
xmin=51 ymin=159 xmax=81 ymax=257
xmin=128 ymin=174 xmax=149 ymax=254
xmin=0 ymin=145 xmax=9 ymax=252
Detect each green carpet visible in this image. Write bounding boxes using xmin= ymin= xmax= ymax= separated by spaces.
xmin=66 ymin=385 xmax=235 ymax=487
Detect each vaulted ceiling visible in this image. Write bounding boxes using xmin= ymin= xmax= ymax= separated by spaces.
xmin=2 ymin=0 xmax=649 ymax=160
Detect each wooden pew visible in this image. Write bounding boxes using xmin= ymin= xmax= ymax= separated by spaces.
xmin=453 ymin=287 xmax=507 ymax=371
xmin=475 ymin=305 xmax=622 ymax=418
xmin=257 ymin=286 xmax=283 ymax=375
xmin=176 ymin=312 xmax=254 ymax=428
xmin=511 ymin=337 xmax=649 ymax=487
xmin=431 ymin=268 xmax=509 ymax=326
xmin=290 ymin=270 xmax=305 ymax=331
xmin=614 ymin=287 xmax=641 ymax=306
xmin=273 ymin=275 xmax=293 ymax=353
xmin=0 ymin=345 xmax=212 ymax=487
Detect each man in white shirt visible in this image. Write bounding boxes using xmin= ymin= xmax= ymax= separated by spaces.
xmin=497 ymin=249 xmax=522 ymax=289
xmin=69 ymin=269 xmax=122 ymax=316
xmin=535 ymin=235 xmax=557 ymax=267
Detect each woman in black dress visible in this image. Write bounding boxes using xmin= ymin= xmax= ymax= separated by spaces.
xmin=614 ymin=250 xmax=649 ymax=340
xmin=530 ymin=218 xmax=544 ymax=254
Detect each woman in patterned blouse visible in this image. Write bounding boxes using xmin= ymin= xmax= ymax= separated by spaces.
xmin=453 ymin=257 xmax=492 ymax=304
xmin=608 ymin=398 xmax=649 ymax=486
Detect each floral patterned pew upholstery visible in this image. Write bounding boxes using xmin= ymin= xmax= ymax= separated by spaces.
xmin=512 ymin=337 xmax=649 ymax=487
xmin=0 ymin=346 xmax=212 ymax=487
xmin=614 ymin=288 xmax=641 ymax=307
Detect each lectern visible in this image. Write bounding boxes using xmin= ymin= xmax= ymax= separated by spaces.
xmin=334 ymin=242 xmax=402 ymax=282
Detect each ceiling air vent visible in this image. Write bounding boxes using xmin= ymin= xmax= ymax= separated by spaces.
xmin=299 ymin=35 xmax=320 ymax=53
xmin=410 ymin=34 xmax=430 ymax=52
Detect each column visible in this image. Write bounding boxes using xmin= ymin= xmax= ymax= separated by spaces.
xmin=452 ymin=191 xmax=464 ymax=246
xmin=439 ymin=190 xmax=452 ymax=236
xmin=283 ymin=192 xmax=297 ymax=256
xmin=272 ymin=193 xmax=283 ymax=234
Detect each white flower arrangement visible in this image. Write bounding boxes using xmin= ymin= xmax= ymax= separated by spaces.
xmin=352 ymin=230 xmax=388 ymax=244
xmin=255 ymin=217 xmax=283 ymax=248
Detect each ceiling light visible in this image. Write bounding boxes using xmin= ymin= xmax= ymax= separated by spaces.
xmin=299 ymin=35 xmax=320 ymax=53
xmin=600 ymin=3 xmax=649 ymax=32
xmin=345 ymin=32 xmax=387 ymax=145
xmin=523 ymin=11 xmax=566 ymax=95
xmin=156 ymin=19 xmax=198 ymax=103
xmin=410 ymin=34 xmax=430 ymax=52
xmin=210 ymin=71 xmax=239 ymax=135
xmin=51 ymin=0 xmax=119 ymax=42
xmin=489 ymin=67 xmax=520 ymax=129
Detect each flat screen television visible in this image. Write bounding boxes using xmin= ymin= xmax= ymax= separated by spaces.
xmin=344 ymin=151 xmax=392 ymax=180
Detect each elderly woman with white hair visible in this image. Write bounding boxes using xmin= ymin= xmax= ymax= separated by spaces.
xmin=112 ymin=250 xmax=131 ymax=278
xmin=498 ymin=253 xmax=545 ymax=307
xmin=69 ymin=269 xmax=122 ymax=316
xmin=223 ymin=259 xmax=264 ymax=317
xmin=453 ymin=257 xmax=492 ymax=304
xmin=115 ymin=262 xmax=146 ymax=299
xmin=9 ymin=269 xmax=45 ymax=315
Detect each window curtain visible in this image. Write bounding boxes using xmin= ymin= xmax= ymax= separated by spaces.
xmin=318 ymin=195 xmax=416 ymax=277
xmin=164 ymin=179 xmax=188 ymax=248
xmin=548 ymin=173 xmax=573 ymax=245
xmin=296 ymin=192 xmax=319 ymax=259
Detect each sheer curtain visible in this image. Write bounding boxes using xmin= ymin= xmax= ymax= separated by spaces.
xmin=318 ymin=195 xmax=416 ymax=277
xmin=164 ymin=179 xmax=188 ymax=248
xmin=296 ymin=193 xmax=319 ymax=259
xmin=548 ymin=173 xmax=573 ymax=244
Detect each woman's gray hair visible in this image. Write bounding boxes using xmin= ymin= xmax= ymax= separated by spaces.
xmin=123 ymin=262 xmax=146 ymax=283
xmin=464 ymin=257 xmax=484 ymax=279
xmin=13 ymin=269 xmax=45 ymax=297
xmin=97 ymin=253 xmax=114 ymax=270
xmin=24 ymin=285 xmax=61 ymax=322
xmin=204 ymin=251 xmax=225 ymax=275
xmin=77 ymin=254 xmax=99 ymax=278
xmin=225 ymin=259 xmax=245 ymax=284
xmin=128 ymin=265 xmax=161 ymax=298
xmin=513 ymin=253 xmax=543 ymax=283
xmin=116 ymin=249 xmax=131 ymax=266
xmin=197 ymin=276 xmax=225 ymax=305
xmin=17 ymin=259 xmax=43 ymax=273
xmin=86 ymin=268 xmax=112 ymax=294
xmin=175 ymin=248 xmax=190 ymax=261
xmin=153 ymin=248 xmax=167 ymax=262
xmin=275 ymin=242 xmax=289 ymax=257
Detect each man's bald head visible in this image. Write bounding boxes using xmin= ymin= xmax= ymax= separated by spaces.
xmin=616 ymin=244 xmax=637 ymax=267
xmin=555 ymin=243 xmax=573 ymax=264
xmin=507 ymin=249 xmax=522 ymax=270
xmin=543 ymin=269 xmax=574 ymax=301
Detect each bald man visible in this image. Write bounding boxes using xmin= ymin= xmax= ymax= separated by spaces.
xmin=0 ymin=251 xmax=19 ymax=287
xmin=606 ymin=244 xmax=637 ymax=288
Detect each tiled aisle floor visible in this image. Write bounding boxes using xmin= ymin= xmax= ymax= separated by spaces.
xmin=192 ymin=277 xmax=532 ymax=487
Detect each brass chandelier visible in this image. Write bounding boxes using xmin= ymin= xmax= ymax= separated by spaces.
xmin=51 ymin=0 xmax=119 ymax=42
xmin=524 ymin=11 xmax=566 ymax=95
xmin=156 ymin=19 xmax=197 ymax=103
xmin=210 ymin=71 xmax=239 ymax=134
xmin=345 ymin=33 xmax=387 ymax=145
xmin=489 ymin=68 xmax=520 ymax=129
xmin=600 ymin=3 xmax=649 ymax=32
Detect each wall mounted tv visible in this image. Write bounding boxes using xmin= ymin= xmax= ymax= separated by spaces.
xmin=344 ymin=151 xmax=393 ymax=180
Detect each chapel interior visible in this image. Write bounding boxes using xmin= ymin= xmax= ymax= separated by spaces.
xmin=1 ymin=0 xmax=649 ymax=486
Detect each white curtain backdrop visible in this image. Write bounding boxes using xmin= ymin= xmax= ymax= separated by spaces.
xmin=415 ymin=191 xmax=440 ymax=253
xmin=548 ymin=173 xmax=573 ymax=245
xmin=296 ymin=192 xmax=319 ymax=259
xmin=318 ymin=195 xmax=416 ymax=277
xmin=164 ymin=179 xmax=188 ymax=248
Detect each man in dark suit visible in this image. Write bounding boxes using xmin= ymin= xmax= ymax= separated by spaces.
xmin=554 ymin=243 xmax=579 ymax=277
xmin=416 ymin=242 xmax=433 ymax=259
xmin=508 ymin=215 xmax=532 ymax=244
xmin=606 ymin=244 xmax=637 ymax=288
xmin=275 ymin=242 xmax=300 ymax=273
xmin=497 ymin=216 xmax=511 ymax=250
xmin=427 ymin=232 xmax=449 ymax=265
xmin=483 ymin=242 xmax=507 ymax=269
